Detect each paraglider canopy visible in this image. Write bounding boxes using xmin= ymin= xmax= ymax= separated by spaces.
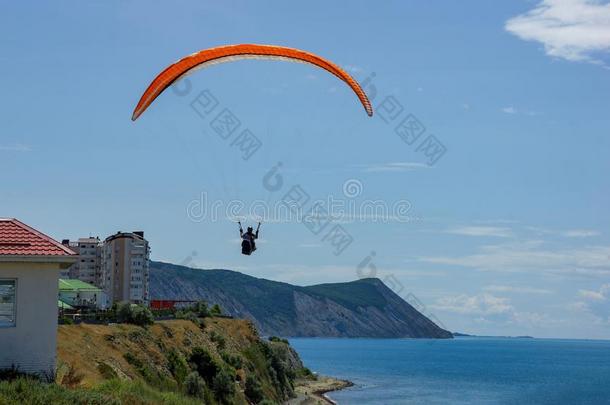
xmin=132 ymin=44 xmax=373 ymax=120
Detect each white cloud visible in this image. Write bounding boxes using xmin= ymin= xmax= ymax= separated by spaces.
xmin=444 ymin=226 xmax=513 ymax=238
xmin=484 ymin=285 xmax=553 ymax=294
xmin=418 ymin=241 xmax=610 ymax=278
xmin=0 ymin=144 xmax=31 ymax=152
xmin=561 ymin=229 xmax=601 ymax=238
xmin=506 ymin=0 xmax=610 ymax=64
xmin=568 ymin=301 xmax=589 ymax=311
xmin=579 ymin=289 xmax=605 ymax=300
xmin=476 ymin=219 xmax=521 ymax=225
xmin=358 ymin=162 xmax=430 ymax=172
xmin=579 ymin=283 xmax=610 ymax=300
xmin=572 ymin=284 xmax=610 ymax=323
xmin=432 ymin=293 xmax=514 ymax=316
xmin=501 ymin=106 xmax=542 ymax=116
xmin=433 ymin=292 xmax=560 ymax=329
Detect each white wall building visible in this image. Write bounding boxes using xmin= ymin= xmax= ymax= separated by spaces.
xmin=0 ymin=218 xmax=76 ymax=378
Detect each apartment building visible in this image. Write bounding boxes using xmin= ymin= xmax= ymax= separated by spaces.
xmin=102 ymin=231 xmax=150 ymax=305
xmin=60 ymin=237 xmax=102 ymax=285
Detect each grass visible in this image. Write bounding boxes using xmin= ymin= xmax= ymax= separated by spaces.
xmin=0 ymin=318 xmax=310 ymax=404
xmin=0 ymin=378 xmax=201 ymax=405
xmin=0 ymin=378 xmax=114 ymax=405
xmin=93 ymin=379 xmax=200 ymax=405
xmin=48 ymin=319 xmax=303 ymax=404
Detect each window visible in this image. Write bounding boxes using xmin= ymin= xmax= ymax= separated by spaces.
xmin=0 ymin=279 xmax=16 ymax=327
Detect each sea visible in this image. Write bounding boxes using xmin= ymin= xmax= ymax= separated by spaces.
xmin=289 ymin=337 xmax=610 ymax=405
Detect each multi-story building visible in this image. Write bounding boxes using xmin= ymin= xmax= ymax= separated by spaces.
xmin=102 ymin=231 xmax=150 ymax=305
xmin=61 ymin=237 xmax=102 ymax=285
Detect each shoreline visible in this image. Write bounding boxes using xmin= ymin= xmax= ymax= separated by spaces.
xmin=289 ymin=375 xmax=353 ymax=405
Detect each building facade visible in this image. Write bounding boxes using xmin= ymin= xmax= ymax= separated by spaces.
xmin=61 ymin=231 xmax=150 ymax=305
xmin=102 ymin=232 xmax=150 ymax=305
xmin=0 ymin=218 xmax=76 ymax=378
xmin=60 ymin=238 xmax=102 ymax=285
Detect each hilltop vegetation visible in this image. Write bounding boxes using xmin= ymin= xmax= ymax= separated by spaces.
xmin=150 ymin=261 xmax=452 ymax=338
xmin=0 ymin=318 xmax=310 ymax=405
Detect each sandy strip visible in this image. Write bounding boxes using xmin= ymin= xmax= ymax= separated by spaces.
xmin=288 ymin=376 xmax=353 ymax=405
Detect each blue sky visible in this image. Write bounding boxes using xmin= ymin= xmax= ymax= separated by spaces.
xmin=1 ymin=0 xmax=609 ymax=339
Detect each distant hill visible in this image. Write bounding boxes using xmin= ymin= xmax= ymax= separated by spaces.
xmin=149 ymin=261 xmax=452 ymax=339
xmin=453 ymin=332 xmax=534 ymax=339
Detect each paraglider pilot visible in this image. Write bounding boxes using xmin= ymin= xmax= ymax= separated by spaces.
xmin=239 ymin=221 xmax=260 ymax=255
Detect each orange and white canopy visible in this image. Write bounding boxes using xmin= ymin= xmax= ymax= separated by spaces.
xmin=132 ymin=44 xmax=373 ymax=121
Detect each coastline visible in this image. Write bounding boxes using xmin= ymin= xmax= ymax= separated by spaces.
xmin=288 ymin=375 xmax=353 ymax=405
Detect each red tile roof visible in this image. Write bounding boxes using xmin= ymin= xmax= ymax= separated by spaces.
xmin=0 ymin=218 xmax=75 ymax=256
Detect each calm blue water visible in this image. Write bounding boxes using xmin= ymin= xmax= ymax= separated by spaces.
xmin=290 ymin=337 xmax=610 ymax=404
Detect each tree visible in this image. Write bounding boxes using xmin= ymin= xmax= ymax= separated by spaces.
xmin=116 ymin=302 xmax=133 ymax=323
xmin=131 ymin=305 xmax=154 ymax=326
xmin=184 ymin=371 xmax=206 ymax=399
xmin=212 ymin=368 xmax=235 ymax=403
xmin=194 ymin=301 xmax=210 ymax=317
xmin=245 ymin=375 xmax=264 ymax=404
xmin=189 ymin=347 xmax=219 ymax=383
xmin=115 ymin=302 xmax=154 ymax=326
xmin=210 ymin=304 xmax=222 ymax=317
xmin=167 ymin=350 xmax=189 ymax=384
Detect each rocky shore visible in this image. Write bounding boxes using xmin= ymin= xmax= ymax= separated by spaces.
xmin=288 ymin=376 xmax=353 ymax=405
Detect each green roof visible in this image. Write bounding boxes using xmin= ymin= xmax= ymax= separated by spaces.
xmin=58 ymin=300 xmax=74 ymax=310
xmin=58 ymin=278 xmax=102 ymax=292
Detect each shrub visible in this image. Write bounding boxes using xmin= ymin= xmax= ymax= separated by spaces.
xmin=221 ymin=351 xmax=243 ymax=370
xmin=184 ymin=371 xmax=206 ymax=399
xmin=245 ymin=375 xmax=264 ymax=404
xmin=194 ymin=301 xmax=210 ymax=318
xmin=212 ymin=368 xmax=235 ymax=403
xmin=263 ymin=342 xmax=295 ymax=398
xmin=93 ymin=378 xmax=199 ymax=404
xmin=97 ymin=362 xmax=118 ymax=380
xmin=115 ymin=302 xmax=154 ymax=326
xmin=177 ymin=310 xmax=202 ymax=327
xmin=210 ymin=304 xmax=222 ymax=317
xmin=59 ymin=316 xmax=74 ymax=325
xmin=0 ymin=377 xmax=116 ymax=404
xmin=123 ymin=353 xmax=176 ymax=391
xmin=167 ymin=350 xmax=189 ymax=384
xmin=189 ymin=347 xmax=219 ymax=383
xmin=210 ymin=331 xmax=226 ymax=350
xmin=268 ymin=336 xmax=289 ymax=344
xmin=297 ymin=366 xmax=317 ymax=380
xmin=116 ymin=302 xmax=133 ymax=323
xmin=60 ymin=365 xmax=84 ymax=388
xmin=131 ymin=305 xmax=154 ymax=326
